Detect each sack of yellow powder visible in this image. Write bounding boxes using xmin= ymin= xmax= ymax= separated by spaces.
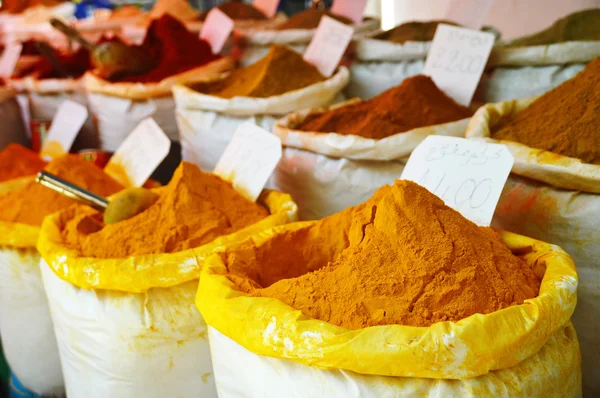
xmin=0 ymin=151 xmax=122 ymax=397
xmin=84 ymin=15 xmax=234 ymax=151
xmin=467 ymin=57 xmax=600 ymax=397
xmin=475 ymin=9 xmax=600 ymax=103
xmin=173 ymin=45 xmax=349 ymax=173
xmin=0 ymin=89 xmax=28 ymax=149
xmin=272 ymin=75 xmax=472 ymax=220
xmin=197 ymin=179 xmax=580 ymax=397
xmin=37 ymin=162 xmax=297 ymax=398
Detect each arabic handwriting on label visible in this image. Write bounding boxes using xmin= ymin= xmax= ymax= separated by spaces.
xmin=401 ymin=136 xmax=514 ymax=226
xmin=252 ymin=0 xmax=280 ymax=18
xmin=330 ymin=0 xmax=367 ymax=25
xmin=213 ymin=122 xmax=282 ymax=202
xmin=200 ymin=8 xmax=234 ymax=54
xmin=445 ymin=0 xmax=495 ymax=30
xmin=0 ymin=43 xmax=22 ymax=78
xmin=41 ymin=100 xmax=88 ymax=160
xmin=303 ymin=16 xmax=354 ymax=77
xmin=423 ymin=24 xmax=494 ymax=106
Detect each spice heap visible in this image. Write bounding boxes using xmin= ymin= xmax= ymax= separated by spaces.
xmin=298 ymin=75 xmax=472 ymax=139
xmin=0 ymin=0 xmax=62 ymax=14
xmin=113 ymin=14 xmax=219 ymax=83
xmin=0 ymin=144 xmax=47 ymax=182
xmin=199 ymin=1 xmax=266 ymax=21
xmin=58 ymin=162 xmax=269 ymax=258
xmin=190 ymin=45 xmax=325 ymax=99
xmin=493 ymin=57 xmax=600 ymax=164
xmin=276 ymin=8 xmax=351 ymax=30
xmin=12 ymin=45 xmax=91 ymax=79
xmin=147 ymin=0 xmax=199 ymax=21
xmin=0 ymin=155 xmax=122 ymax=226
xmin=374 ymin=20 xmax=456 ymax=43
xmin=226 ymin=180 xmax=540 ymax=329
xmin=506 ymin=9 xmax=600 ymax=47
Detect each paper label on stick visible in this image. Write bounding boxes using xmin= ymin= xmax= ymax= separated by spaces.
xmin=40 ymin=100 xmax=88 ymax=160
xmin=423 ymin=24 xmax=494 ymax=106
xmin=253 ymin=0 xmax=280 ymax=18
xmin=200 ymin=8 xmax=234 ymax=54
xmin=105 ymin=118 xmax=171 ymax=187
xmin=213 ymin=122 xmax=282 ymax=202
xmin=445 ymin=0 xmax=495 ymax=30
xmin=331 ymin=0 xmax=367 ymax=24
xmin=401 ymin=136 xmax=514 ymax=226
xmin=0 ymin=43 xmax=22 ymax=78
xmin=303 ymin=16 xmax=353 ymax=77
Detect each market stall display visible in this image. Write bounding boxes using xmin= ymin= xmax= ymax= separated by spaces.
xmin=38 ymin=161 xmax=296 ymax=398
xmin=197 ymin=180 xmax=580 ymax=397
xmin=467 ymin=56 xmax=600 ymax=397
xmin=174 ymin=45 xmax=348 ymax=172
xmin=272 ymin=75 xmax=471 ymax=219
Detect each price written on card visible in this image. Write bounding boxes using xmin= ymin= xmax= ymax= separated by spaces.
xmin=423 ymin=24 xmax=494 ymax=106
xmin=200 ymin=8 xmax=234 ymax=53
xmin=401 ymin=136 xmax=514 ymax=226
xmin=213 ymin=123 xmax=282 ymax=202
xmin=253 ymin=0 xmax=280 ymax=18
xmin=331 ymin=0 xmax=367 ymax=24
xmin=303 ymin=16 xmax=353 ymax=77
xmin=41 ymin=100 xmax=88 ymax=160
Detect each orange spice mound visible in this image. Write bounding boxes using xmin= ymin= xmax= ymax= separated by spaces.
xmin=298 ymin=75 xmax=473 ymax=139
xmin=0 ymin=155 xmax=123 ymax=226
xmin=0 ymin=144 xmax=47 ymax=182
xmin=199 ymin=1 xmax=266 ymax=21
xmin=277 ymin=8 xmax=352 ymax=30
xmin=58 ymin=162 xmax=269 ymax=258
xmin=225 ymin=180 xmax=541 ymax=329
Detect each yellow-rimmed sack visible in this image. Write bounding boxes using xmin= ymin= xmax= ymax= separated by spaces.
xmin=174 ymin=66 xmax=349 ymax=173
xmin=84 ymin=57 xmax=234 ymax=151
xmin=0 ymin=177 xmax=64 ymax=396
xmin=466 ymin=97 xmax=597 ymax=396
xmin=37 ymin=189 xmax=297 ymax=398
xmin=197 ymin=227 xmax=580 ymax=397
xmin=271 ymin=100 xmax=469 ymax=219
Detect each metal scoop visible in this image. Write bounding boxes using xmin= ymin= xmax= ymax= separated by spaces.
xmin=36 ymin=171 xmax=159 ymax=224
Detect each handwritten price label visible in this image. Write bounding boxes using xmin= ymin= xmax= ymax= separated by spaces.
xmin=214 ymin=122 xmax=282 ymax=202
xmin=303 ymin=16 xmax=353 ymax=77
xmin=41 ymin=100 xmax=88 ymax=160
xmin=445 ymin=0 xmax=495 ymax=30
xmin=331 ymin=0 xmax=367 ymax=25
xmin=105 ymin=118 xmax=171 ymax=187
xmin=200 ymin=8 xmax=234 ymax=54
xmin=401 ymin=136 xmax=514 ymax=226
xmin=423 ymin=24 xmax=494 ymax=106
xmin=253 ymin=0 xmax=280 ymax=18
xmin=0 ymin=43 xmax=22 ymax=78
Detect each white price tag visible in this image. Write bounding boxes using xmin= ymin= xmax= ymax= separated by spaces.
xmin=401 ymin=136 xmax=514 ymax=226
xmin=200 ymin=8 xmax=234 ymax=54
xmin=214 ymin=122 xmax=282 ymax=202
xmin=303 ymin=16 xmax=353 ymax=77
xmin=105 ymin=118 xmax=171 ymax=187
xmin=331 ymin=0 xmax=367 ymax=25
xmin=445 ymin=0 xmax=495 ymax=30
xmin=423 ymin=24 xmax=494 ymax=106
xmin=253 ymin=0 xmax=280 ymax=18
xmin=41 ymin=100 xmax=88 ymax=160
xmin=0 ymin=43 xmax=22 ymax=78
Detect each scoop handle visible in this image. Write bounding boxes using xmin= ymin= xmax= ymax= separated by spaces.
xmin=49 ymin=18 xmax=95 ymax=50
xmin=36 ymin=171 xmax=109 ymax=211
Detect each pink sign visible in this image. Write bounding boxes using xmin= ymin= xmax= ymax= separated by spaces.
xmin=445 ymin=0 xmax=495 ymax=30
xmin=200 ymin=8 xmax=234 ymax=54
xmin=0 ymin=43 xmax=22 ymax=78
xmin=303 ymin=16 xmax=354 ymax=77
xmin=331 ymin=0 xmax=367 ymax=25
xmin=253 ymin=0 xmax=280 ymax=18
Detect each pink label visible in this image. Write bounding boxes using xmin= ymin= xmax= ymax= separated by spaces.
xmin=445 ymin=0 xmax=495 ymax=30
xmin=253 ymin=0 xmax=280 ymax=18
xmin=200 ymin=8 xmax=234 ymax=54
xmin=303 ymin=16 xmax=354 ymax=77
xmin=331 ymin=0 xmax=367 ymax=25
xmin=0 ymin=43 xmax=22 ymax=78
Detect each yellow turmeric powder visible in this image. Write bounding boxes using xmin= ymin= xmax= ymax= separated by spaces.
xmin=58 ymin=162 xmax=269 ymax=258
xmin=225 ymin=180 xmax=541 ymax=329
xmin=0 ymin=155 xmax=123 ymax=226
xmin=0 ymin=144 xmax=47 ymax=182
xmin=190 ymin=45 xmax=326 ymax=99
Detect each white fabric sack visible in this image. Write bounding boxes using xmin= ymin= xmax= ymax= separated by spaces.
xmin=0 ymin=248 xmax=63 ymax=396
xmin=0 ymin=89 xmax=28 ymax=149
xmin=40 ymin=261 xmax=213 ymax=398
xmin=174 ymin=66 xmax=350 ymax=173
xmin=272 ymin=100 xmax=470 ymax=219
xmin=467 ymin=97 xmax=600 ymax=397
xmin=84 ymin=57 xmax=234 ymax=151
xmin=237 ymin=19 xmax=380 ymax=67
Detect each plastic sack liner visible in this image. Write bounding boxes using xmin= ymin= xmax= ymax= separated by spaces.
xmin=196 ymin=227 xmax=580 ymax=396
xmin=174 ymin=66 xmax=349 ymax=173
xmin=0 ymin=178 xmax=63 ymax=396
xmin=84 ymin=57 xmax=234 ymax=151
xmin=271 ymin=100 xmax=469 ymax=219
xmin=466 ymin=97 xmax=598 ymax=396
xmin=36 ymin=189 xmax=296 ymax=398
